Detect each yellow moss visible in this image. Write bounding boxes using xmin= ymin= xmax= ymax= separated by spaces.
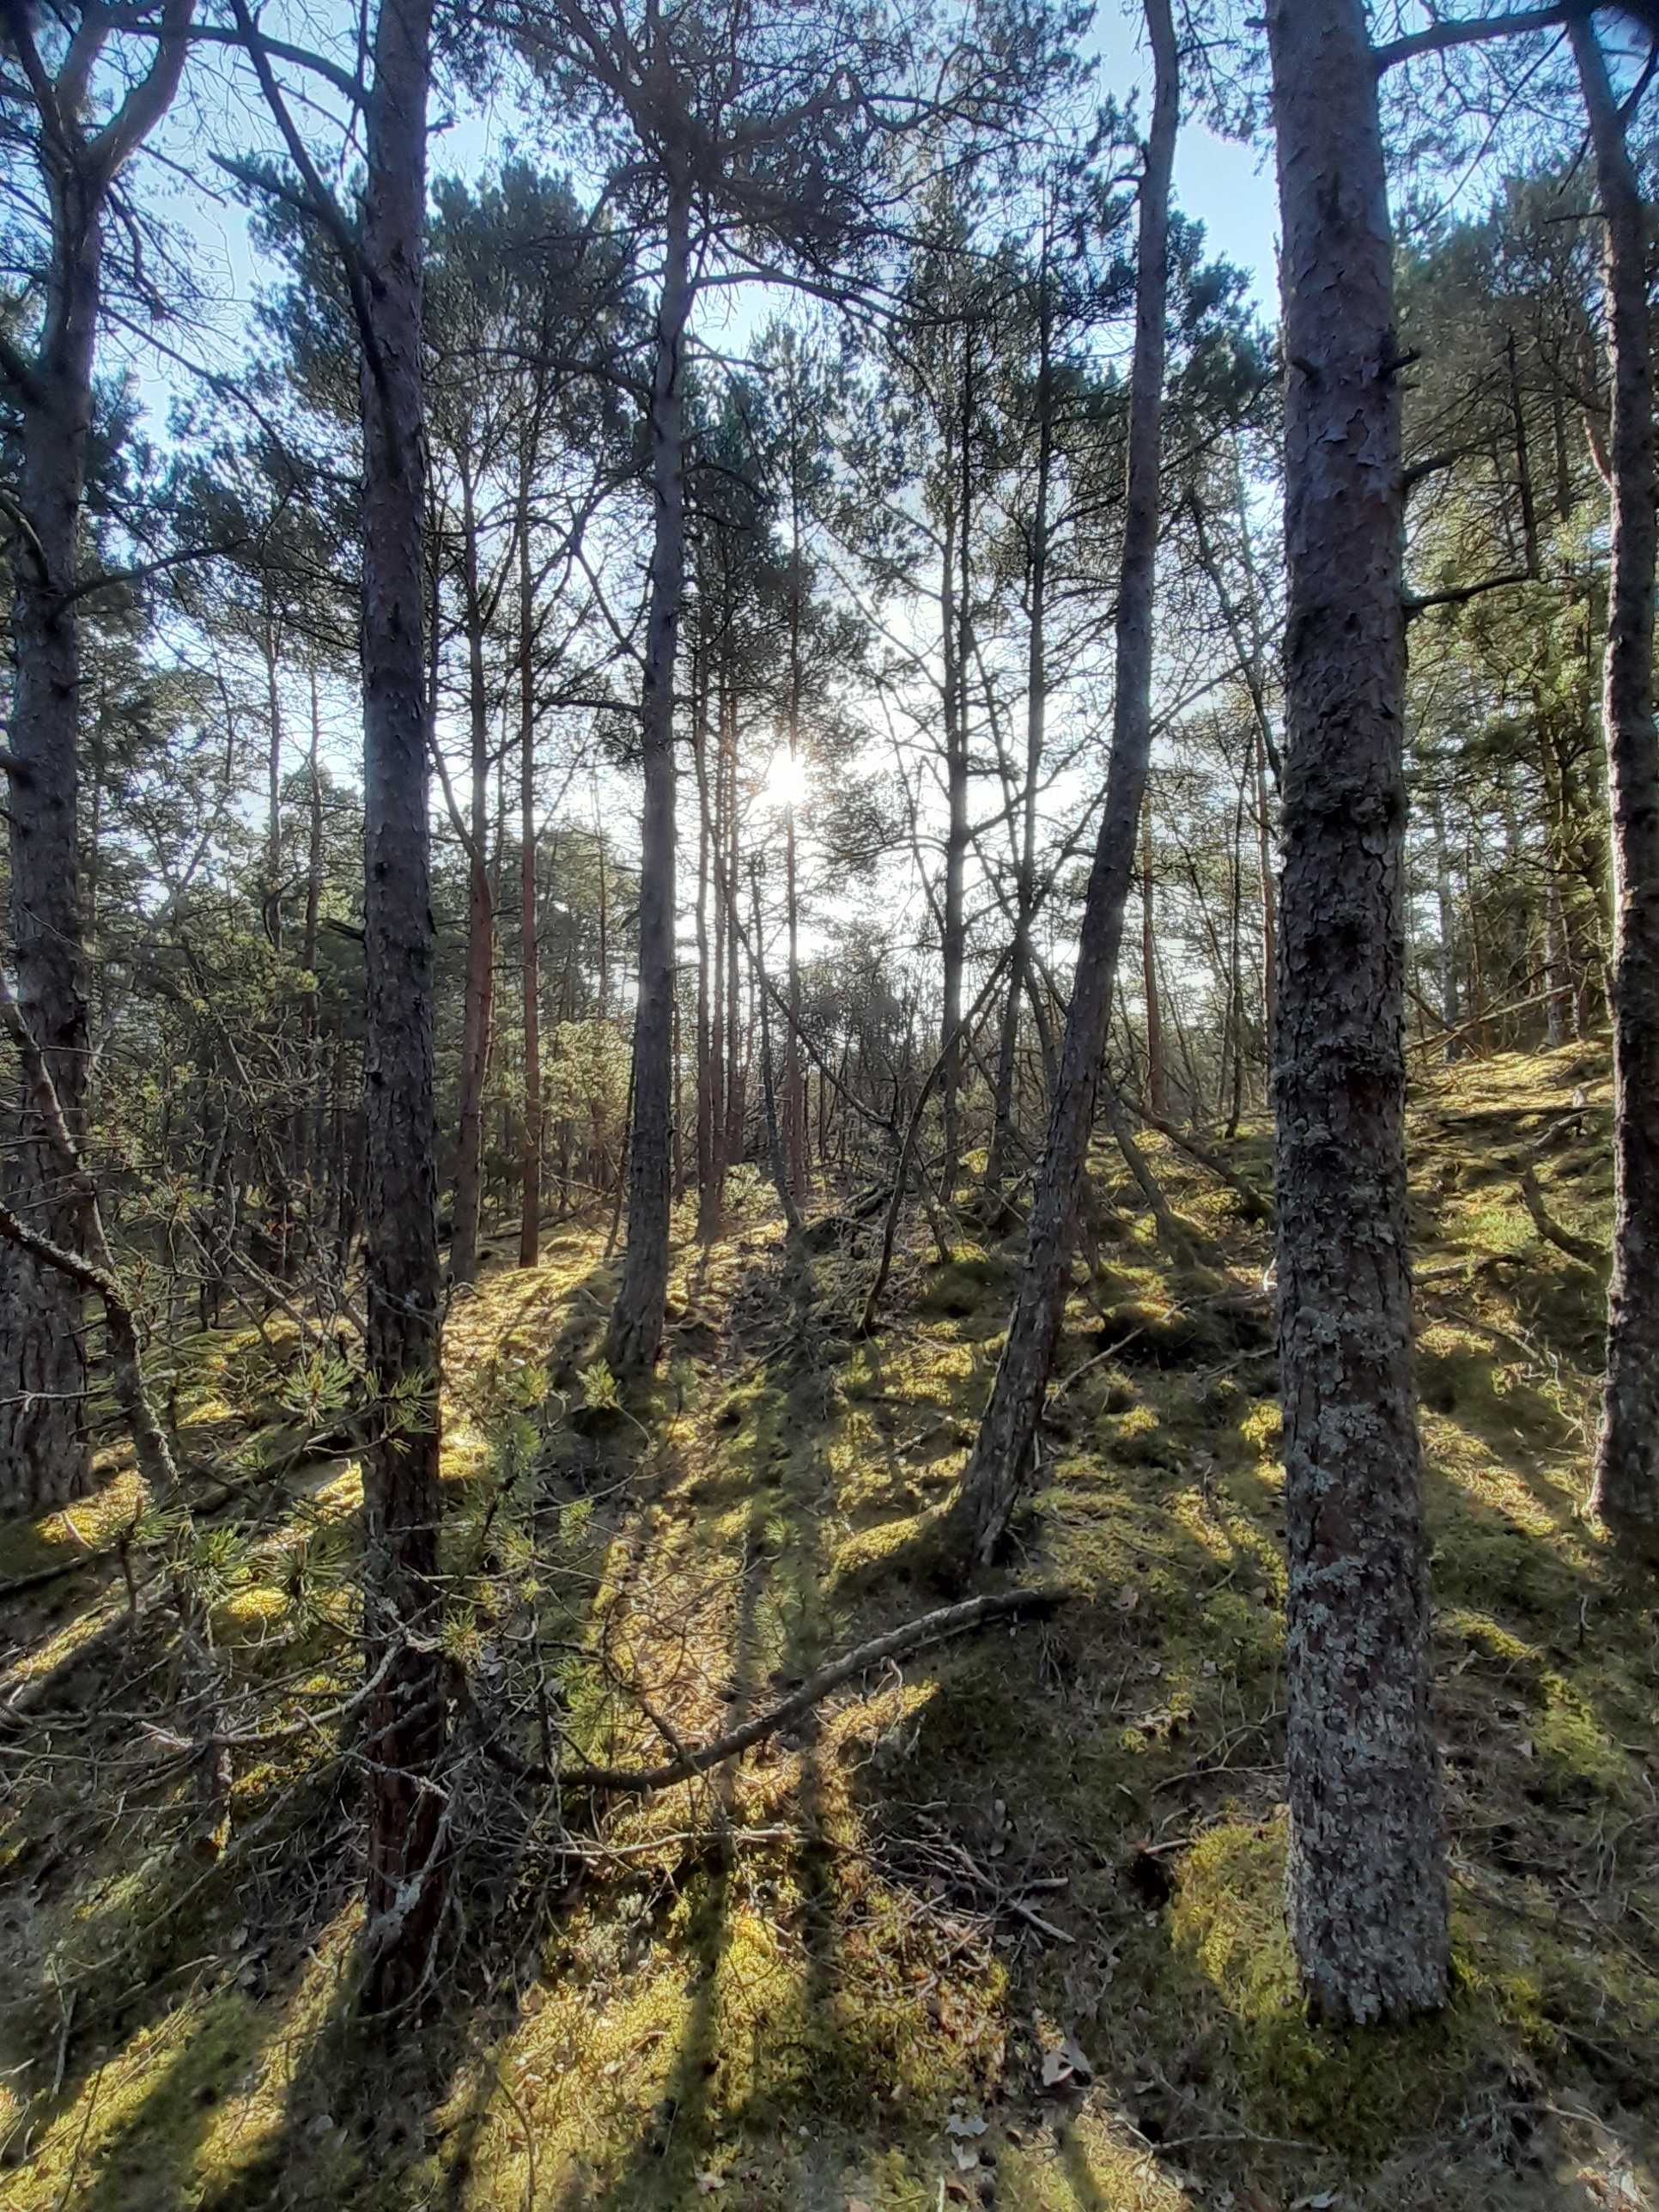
xmin=1532 ymin=1672 xmax=1633 ymax=1797
xmin=209 ymin=1583 xmax=290 ymax=1644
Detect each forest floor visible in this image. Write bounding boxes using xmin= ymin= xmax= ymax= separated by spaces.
xmin=2 ymin=1043 xmax=1656 ymax=2211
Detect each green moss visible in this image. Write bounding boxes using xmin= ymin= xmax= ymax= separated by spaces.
xmin=1170 ymin=1823 xmax=1482 ymax=2154
xmin=1531 ymin=1672 xmax=1634 ymax=1800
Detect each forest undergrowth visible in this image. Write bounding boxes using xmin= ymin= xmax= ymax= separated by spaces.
xmin=1 ymin=1044 xmax=1655 ymax=2212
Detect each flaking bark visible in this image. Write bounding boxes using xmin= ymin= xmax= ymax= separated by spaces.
xmin=1266 ymin=0 xmax=1449 ymax=2024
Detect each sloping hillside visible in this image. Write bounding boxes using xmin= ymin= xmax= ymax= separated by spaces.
xmin=1 ymin=1047 xmax=1654 ymax=2211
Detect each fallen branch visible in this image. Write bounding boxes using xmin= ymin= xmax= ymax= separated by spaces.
xmin=1517 ymin=1166 xmax=1601 ymax=1266
xmin=1121 ymin=1090 xmax=1273 ymax=1223
xmin=501 ymin=1586 xmax=1072 ymax=1797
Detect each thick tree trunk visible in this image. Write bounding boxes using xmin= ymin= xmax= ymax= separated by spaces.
xmin=1572 ymin=16 xmax=1659 ymax=1547
xmin=449 ymin=460 xmax=496 ymax=1291
xmin=945 ymin=0 xmax=1177 ymax=1571
xmin=606 ymin=187 xmax=692 ymax=1376
xmin=1267 ymin=0 xmax=1449 ymax=2024
xmin=0 ymin=319 xmax=93 ymax=1515
xmin=356 ymin=0 xmax=447 ymax=2013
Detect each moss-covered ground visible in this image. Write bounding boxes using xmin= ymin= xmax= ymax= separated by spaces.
xmin=2 ymin=1047 xmax=1655 ymax=2209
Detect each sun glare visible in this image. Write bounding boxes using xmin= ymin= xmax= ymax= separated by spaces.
xmin=764 ymin=749 xmax=811 ymax=811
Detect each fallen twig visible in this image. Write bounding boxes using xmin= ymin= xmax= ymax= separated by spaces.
xmin=497 ymin=1587 xmax=1073 ymax=1796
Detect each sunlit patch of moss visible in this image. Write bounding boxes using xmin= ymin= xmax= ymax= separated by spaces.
xmin=1531 ymin=1673 xmax=1633 ymax=1800
xmin=1170 ymin=1821 xmax=1483 ymax=2154
xmin=1099 ymin=1401 xmax=1173 ymax=1468
xmin=306 ymin=1457 xmax=363 ymax=1516
xmin=209 ymin=1583 xmax=289 ymax=1644
xmin=1439 ymin=1607 xmax=1540 ymax=1668
xmin=0 ymin=1466 xmax=148 ymax=1586
xmin=1238 ymin=1399 xmax=1282 ymax=1457
xmin=0 ymin=1583 xmax=126 ymax=1696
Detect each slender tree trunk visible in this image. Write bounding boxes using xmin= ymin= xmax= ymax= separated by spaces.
xmin=722 ymin=676 xmax=744 ymax=1187
xmin=1253 ymin=719 xmax=1277 ymax=1042
xmin=751 ymin=866 xmax=801 ymax=1235
xmin=694 ymin=659 xmax=720 ymax=1238
xmin=450 ymin=460 xmax=496 ymax=1290
xmin=606 ymin=185 xmax=692 ymax=1376
xmin=939 ymin=476 xmax=966 ymax=1198
xmin=1140 ymin=796 xmax=1166 ymax=1115
xmin=302 ymin=666 xmax=325 ymax=1208
xmin=783 ymin=458 xmax=810 ymax=1200
xmin=1506 ymin=327 xmax=1540 ymax=580
xmin=1431 ymin=790 xmax=1462 ymax=1058
xmin=945 ymin=0 xmax=1178 ymax=1571
xmin=518 ymin=464 xmax=543 ymax=1269
xmin=1571 ymin=15 xmax=1659 ymax=1547
xmin=356 ymin=0 xmax=447 ymax=2013
xmin=1266 ymin=0 xmax=1449 ymax=2024
xmin=264 ymin=616 xmax=285 ymax=949
xmin=988 ymin=264 xmax=1053 ymax=1195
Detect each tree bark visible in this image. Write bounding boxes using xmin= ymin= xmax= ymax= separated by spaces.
xmin=945 ymin=0 xmax=1178 ymax=1571
xmin=356 ymin=0 xmax=447 ymax=2013
xmin=1571 ymin=15 xmax=1659 ymax=1548
xmin=1267 ymin=0 xmax=1449 ymax=2023
xmin=0 ymin=0 xmax=196 ymax=1515
xmin=449 ymin=457 xmax=496 ymax=1291
xmin=606 ymin=185 xmax=692 ymax=1376
xmin=518 ymin=454 xmax=543 ymax=1269
xmin=1140 ymin=795 xmax=1166 ymax=1115
xmin=988 ymin=258 xmax=1053 ymax=1195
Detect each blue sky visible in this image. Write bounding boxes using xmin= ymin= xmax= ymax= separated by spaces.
xmin=1091 ymin=1 xmax=1280 ymax=311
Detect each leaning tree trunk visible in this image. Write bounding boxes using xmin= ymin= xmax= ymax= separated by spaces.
xmin=944 ymin=0 xmax=1177 ymax=1573
xmin=356 ymin=0 xmax=447 ymax=2013
xmin=605 ymin=185 xmax=692 ymax=1376
xmin=1571 ymin=15 xmax=1659 ymax=1551
xmin=1266 ymin=0 xmax=1449 ymax=2024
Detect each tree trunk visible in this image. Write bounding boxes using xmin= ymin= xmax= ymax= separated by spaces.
xmin=939 ymin=475 xmax=967 ymax=1198
xmin=1266 ymin=0 xmax=1449 ymax=2024
xmin=945 ymin=0 xmax=1178 ymax=1571
xmin=449 ymin=459 xmax=496 ymax=1291
xmin=356 ymin=0 xmax=447 ymax=2013
xmin=606 ymin=185 xmax=692 ymax=1376
xmin=301 ymin=665 xmax=325 ymax=1214
xmin=518 ymin=459 xmax=543 ymax=1269
xmin=0 ymin=131 xmax=107 ymax=1513
xmin=1431 ymin=790 xmax=1462 ymax=1058
xmin=783 ymin=457 xmax=810 ymax=1200
xmin=693 ymin=657 xmax=720 ymax=1238
xmin=1140 ymin=796 xmax=1165 ymax=1115
xmin=987 ymin=261 xmax=1052 ymax=1195
xmin=750 ymin=866 xmax=801 ymax=1235
xmin=1571 ymin=15 xmax=1659 ymax=1548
